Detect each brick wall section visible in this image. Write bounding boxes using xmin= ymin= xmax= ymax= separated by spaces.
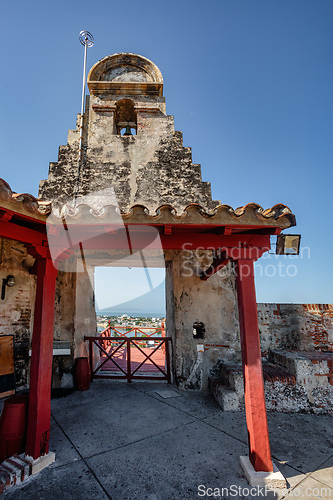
xmin=258 ymin=303 xmax=333 ymax=356
xmin=0 ymin=248 xmax=79 ymax=390
xmin=0 ymin=239 xmax=36 ymax=388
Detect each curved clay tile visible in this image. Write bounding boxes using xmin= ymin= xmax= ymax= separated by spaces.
xmin=12 ymin=193 xmax=40 ymax=214
xmin=48 ymin=201 xmax=295 ymax=228
xmin=0 ymin=178 xmax=296 ymax=228
xmin=0 ymin=178 xmax=13 ymax=201
xmin=0 ymin=178 xmax=52 ymax=217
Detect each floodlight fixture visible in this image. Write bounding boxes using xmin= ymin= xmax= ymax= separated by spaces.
xmin=276 ymin=234 xmax=301 ymax=255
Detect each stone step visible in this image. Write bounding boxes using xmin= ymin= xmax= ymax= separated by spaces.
xmin=269 ymin=350 xmax=333 ymax=386
xmin=210 ymin=355 xmax=333 ymax=413
xmin=216 ymin=362 xmax=296 ymax=396
xmin=210 ymin=378 xmax=242 ymax=411
xmin=219 ymin=364 xmax=243 ymax=393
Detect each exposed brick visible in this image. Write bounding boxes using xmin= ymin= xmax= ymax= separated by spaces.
xmin=0 ymin=464 xmax=16 ymax=487
xmin=0 ymin=467 xmax=11 ymax=487
xmin=0 ymin=477 xmax=6 ymax=495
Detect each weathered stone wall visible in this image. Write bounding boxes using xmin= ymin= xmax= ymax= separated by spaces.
xmin=39 ymin=54 xmax=218 ymax=212
xmin=52 ymin=261 xmax=96 ymax=389
xmin=0 ymin=239 xmax=36 ymax=389
xmin=74 ymin=265 xmax=97 ymax=359
xmin=39 ymin=104 xmax=218 ymax=213
xmin=165 ymin=251 xmax=240 ymax=390
xmin=212 ymin=352 xmax=333 ymax=414
xmin=258 ymin=303 xmax=333 ymax=356
xmin=52 ymin=270 xmax=77 ymax=388
xmin=0 ymin=239 xmax=86 ymax=391
xmin=211 ymin=304 xmax=333 ymax=412
xmin=166 ymin=265 xmax=333 ymax=392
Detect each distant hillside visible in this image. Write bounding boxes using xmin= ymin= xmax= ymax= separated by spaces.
xmin=97 ymin=280 xmax=165 ymax=317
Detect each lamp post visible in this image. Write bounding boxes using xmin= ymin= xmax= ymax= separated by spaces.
xmin=74 ymin=30 xmax=95 ymax=202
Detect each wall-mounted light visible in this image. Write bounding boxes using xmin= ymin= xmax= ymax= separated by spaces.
xmin=1 ymin=275 xmax=16 ymax=300
xmin=276 ymin=235 xmax=301 ymax=255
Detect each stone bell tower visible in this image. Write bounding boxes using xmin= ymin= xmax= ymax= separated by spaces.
xmin=39 ymin=53 xmax=239 ymax=391
xmin=39 ymin=53 xmax=218 ymax=212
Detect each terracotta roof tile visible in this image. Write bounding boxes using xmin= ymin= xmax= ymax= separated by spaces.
xmin=0 ymin=179 xmax=296 ymax=229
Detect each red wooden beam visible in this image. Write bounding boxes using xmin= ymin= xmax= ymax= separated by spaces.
xmin=48 ymin=229 xmax=271 ymax=257
xmin=235 ymin=259 xmax=273 ymax=472
xmin=25 ymin=257 xmax=58 ymax=459
xmin=200 ymin=250 xmax=229 ymax=280
xmin=0 ymin=212 xmax=13 ymax=222
xmin=25 ymin=243 xmax=49 ymax=260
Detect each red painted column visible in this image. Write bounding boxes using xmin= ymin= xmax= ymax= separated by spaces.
xmin=25 ymin=257 xmax=58 ymax=459
xmin=235 ymin=258 xmax=273 ymax=472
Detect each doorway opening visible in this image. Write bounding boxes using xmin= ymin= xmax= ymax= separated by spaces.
xmin=91 ymin=266 xmax=169 ymax=381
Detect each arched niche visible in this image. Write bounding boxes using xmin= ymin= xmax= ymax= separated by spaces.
xmin=87 ymin=53 xmax=163 ymax=96
xmin=115 ymin=99 xmax=137 ymax=136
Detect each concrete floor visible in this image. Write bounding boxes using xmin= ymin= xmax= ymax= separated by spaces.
xmin=3 ymin=380 xmax=333 ymax=499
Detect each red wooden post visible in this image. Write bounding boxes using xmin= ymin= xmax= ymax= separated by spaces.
xmin=127 ymin=339 xmax=131 ymax=383
xmin=161 ymin=320 xmax=166 ymax=354
xmin=25 ymin=257 xmax=58 ymax=459
xmin=235 ymin=258 xmax=273 ymax=472
xmin=89 ymin=339 xmax=93 ymax=380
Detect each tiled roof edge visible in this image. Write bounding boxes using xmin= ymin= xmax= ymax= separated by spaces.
xmin=0 ymin=179 xmax=296 ymax=228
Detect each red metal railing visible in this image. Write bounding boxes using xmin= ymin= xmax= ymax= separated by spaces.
xmin=84 ymin=335 xmax=171 ymax=383
xmin=98 ymin=325 xmax=163 ymax=339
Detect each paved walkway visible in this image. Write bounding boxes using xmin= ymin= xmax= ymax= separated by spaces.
xmin=3 ymin=381 xmax=333 ymax=499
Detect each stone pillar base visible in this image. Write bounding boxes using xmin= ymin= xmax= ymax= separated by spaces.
xmin=240 ymin=456 xmax=286 ymax=488
xmin=24 ymin=451 xmax=55 ymax=475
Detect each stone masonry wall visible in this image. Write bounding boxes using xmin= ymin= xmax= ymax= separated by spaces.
xmin=0 ymin=239 xmax=36 ymax=389
xmin=39 ymin=97 xmax=218 ymax=213
xmin=258 ymin=303 xmax=333 ymax=356
xmin=166 ymin=251 xmax=240 ymax=390
xmin=52 ymin=270 xmax=77 ymax=388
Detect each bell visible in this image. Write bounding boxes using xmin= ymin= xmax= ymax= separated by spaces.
xmin=123 ymin=125 xmax=132 ymax=136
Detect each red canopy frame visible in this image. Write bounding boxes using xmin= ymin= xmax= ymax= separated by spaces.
xmin=0 ymin=205 xmax=281 ymax=471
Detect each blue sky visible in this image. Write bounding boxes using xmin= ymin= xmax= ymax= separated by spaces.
xmin=1 ymin=0 xmax=332 ymax=306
